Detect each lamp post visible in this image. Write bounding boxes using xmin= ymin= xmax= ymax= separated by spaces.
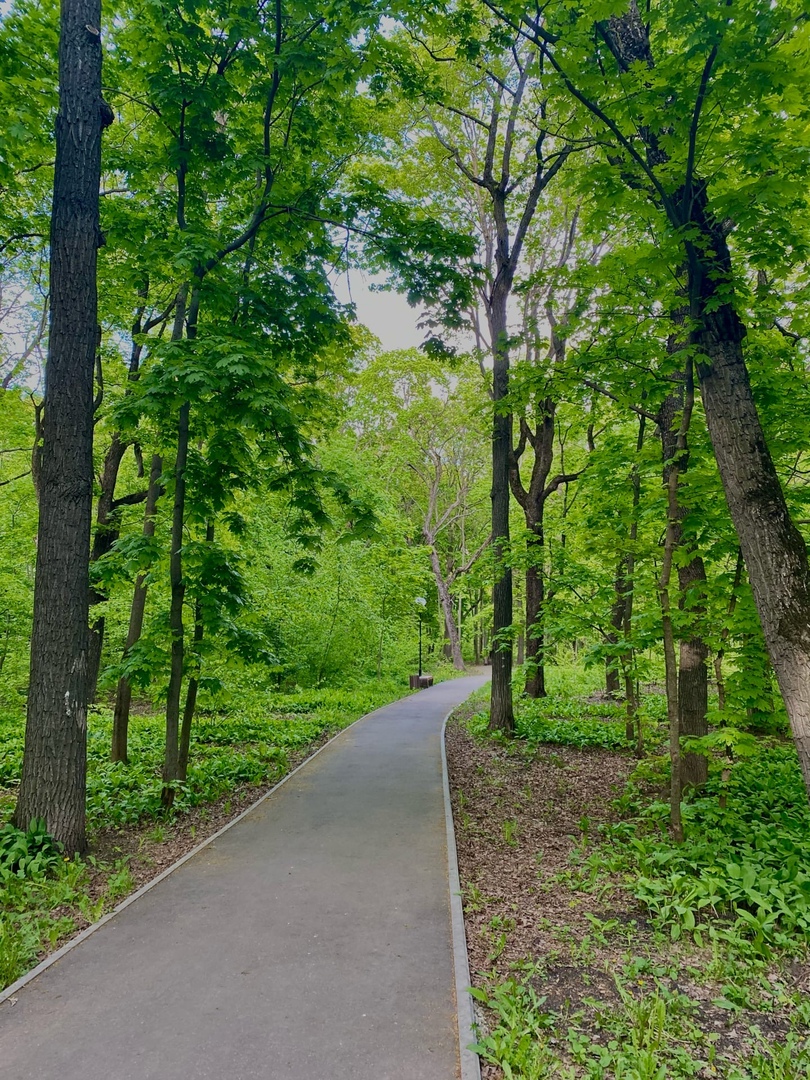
xmin=415 ymin=596 xmax=427 ymax=676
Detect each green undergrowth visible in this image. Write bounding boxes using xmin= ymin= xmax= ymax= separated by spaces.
xmin=459 ymin=684 xmax=810 ymax=1078
xmin=466 ymin=692 xmax=628 ymax=752
xmin=0 ymin=678 xmax=414 ymax=991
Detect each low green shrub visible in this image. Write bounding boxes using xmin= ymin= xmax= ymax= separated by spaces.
xmin=601 ymin=745 xmax=810 ymax=949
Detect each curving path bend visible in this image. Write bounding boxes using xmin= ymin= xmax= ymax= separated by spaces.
xmin=0 ymin=675 xmax=488 ymax=1080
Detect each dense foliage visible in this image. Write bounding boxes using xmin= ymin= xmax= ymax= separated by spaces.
xmin=2 ymin=1 xmax=810 ymax=1066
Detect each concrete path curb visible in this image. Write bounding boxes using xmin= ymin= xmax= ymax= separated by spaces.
xmin=441 ymin=710 xmax=483 ymax=1080
xmin=0 ymin=676 xmax=488 ymax=1080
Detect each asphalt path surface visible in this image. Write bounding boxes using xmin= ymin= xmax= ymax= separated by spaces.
xmin=0 ymin=675 xmax=488 ymax=1080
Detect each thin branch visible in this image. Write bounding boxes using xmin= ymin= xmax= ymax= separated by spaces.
xmin=683 ymin=42 xmax=719 ymax=217
xmin=581 ymin=377 xmax=658 ymax=422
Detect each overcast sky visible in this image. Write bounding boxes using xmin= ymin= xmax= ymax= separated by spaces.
xmin=331 ymin=272 xmax=427 ymax=351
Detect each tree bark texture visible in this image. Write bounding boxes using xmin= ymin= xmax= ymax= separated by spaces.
xmin=111 ymin=454 xmax=163 ymax=763
xmin=161 ymin=284 xmax=194 ymax=807
xmin=606 ymin=562 xmax=626 ymax=698
xmin=14 ymin=0 xmax=108 ymax=853
xmin=714 ymin=549 xmax=743 ymax=713
xmin=162 ymin=399 xmax=190 ymax=807
xmin=659 ymin=379 xmax=709 ymax=789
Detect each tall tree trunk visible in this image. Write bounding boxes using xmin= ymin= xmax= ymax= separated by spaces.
xmin=14 ymin=0 xmax=109 ymax=852
xmin=524 ymin=549 xmax=546 ymax=698
xmin=162 ymin=400 xmax=190 ymax=808
xmin=714 ymin=550 xmax=743 ymax=712
xmin=161 ymin=285 xmax=194 ymax=809
xmin=658 ymin=363 xmax=698 ymax=844
xmin=488 ymin=286 xmax=515 ymax=731
xmin=111 ymin=453 xmax=162 ymax=763
xmin=617 ymin=414 xmax=646 ymax=748
xmin=660 ymin=376 xmax=709 ymax=789
xmin=691 ymin=271 xmax=810 ymax=789
xmin=677 ymin=559 xmax=709 ymax=789
xmin=510 ymin=404 xmax=558 ymax=700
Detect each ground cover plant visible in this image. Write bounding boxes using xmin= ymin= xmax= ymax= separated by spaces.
xmin=0 ymin=679 xmax=427 ymax=991
xmin=447 ymin=667 xmax=810 ymax=1079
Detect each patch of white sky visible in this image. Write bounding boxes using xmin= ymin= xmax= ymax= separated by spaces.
xmin=331 ymin=269 xmax=479 ymax=355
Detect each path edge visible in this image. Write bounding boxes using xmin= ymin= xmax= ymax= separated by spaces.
xmin=0 ymin=699 xmax=396 ymax=1007
xmin=442 ymin=709 xmax=483 ymax=1080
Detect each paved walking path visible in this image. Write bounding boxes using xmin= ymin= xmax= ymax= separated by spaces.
xmin=0 ymin=675 xmax=488 ymax=1080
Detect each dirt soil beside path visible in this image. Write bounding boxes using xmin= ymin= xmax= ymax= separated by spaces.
xmin=445 ymin=714 xmax=809 ymax=1079
xmin=445 ymin=715 xmax=636 ymax=984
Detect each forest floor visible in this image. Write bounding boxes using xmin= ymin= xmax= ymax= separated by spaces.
xmin=447 ymin=685 xmax=810 ymax=1079
xmin=0 ymin=673 xmax=461 ymax=991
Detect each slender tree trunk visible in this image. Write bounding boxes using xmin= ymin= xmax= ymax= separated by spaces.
xmin=524 ymin=554 xmax=546 ymax=698
xmin=658 ymin=376 xmax=695 ymax=843
xmin=177 ymin=520 xmax=214 ymax=781
xmin=658 ymin=361 xmax=699 ymax=841
xmin=428 ymin=546 xmax=464 ymax=670
xmin=606 ymin=561 xmax=626 ymax=697
xmin=14 ymin=0 xmax=109 ymax=852
xmin=162 ymin=281 xmax=198 ymax=808
xmin=714 ymin=549 xmax=743 ymax=712
xmin=162 ymin=399 xmax=190 ymax=808
xmin=677 ymin=559 xmax=709 ymax=788
xmin=488 ymin=286 xmax=514 ymax=731
xmin=87 ymin=433 xmax=127 ymax=701
xmin=620 ymin=413 xmax=646 ymax=746
xmin=660 ymin=377 xmax=709 ymax=789
xmin=111 ymin=453 xmax=162 ymax=763
xmin=87 ymin=303 xmax=148 ymax=699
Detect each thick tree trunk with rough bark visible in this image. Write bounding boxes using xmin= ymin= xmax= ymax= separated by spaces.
xmin=14 ymin=0 xmax=109 ymax=852
xmin=693 ymin=292 xmax=810 ymax=791
xmin=111 ymin=454 xmax=162 ymax=763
